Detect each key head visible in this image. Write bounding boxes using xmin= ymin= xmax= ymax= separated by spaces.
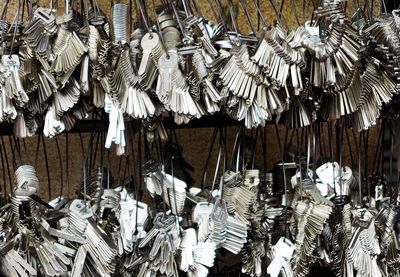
xmin=2 ymin=55 xmax=20 ymax=67
xmin=211 ymin=198 xmax=228 ymax=223
xmin=141 ymin=32 xmax=160 ymax=51
xmin=159 ymin=50 xmax=179 ymax=70
xmin=34 ymin=7 xmax=55 ymax=24
xmin=69 ymin=199 xmax=93 ymax=219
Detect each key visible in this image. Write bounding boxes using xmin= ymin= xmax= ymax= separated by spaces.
xmin=71 ymin=245 xmax=88 ymax=277
xmin=111 ymin=3 xmax=130 ymax=45
xmin=139 ymin=33 xmax=161 ymax=82
xmin=139 ymin=226 xmax=160 ymax=248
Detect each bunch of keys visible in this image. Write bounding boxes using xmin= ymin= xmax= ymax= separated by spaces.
xmin=1 ymin=55 xmax=28 ymax=108
xmin=67 ymin=199 xmax=119 ymax=276
xmin=220 ymin=44 xmax=260 ymax=105
xmin=192 ymin=202 xmax=213 ymax=242
xmin=139 ymin=212 xmax=180 ymax=276
xmin=180 ymin=228 xmax=216 ymax=277
xmin=221 ymin=215 xmax=248 ymax=254
xmin=209 ymin=197 xmax=228 ymax=246
xmin=143 ymin=159 xmax=163 ymax=197
xmin=50 ymin=27 xmax=88 ymax=77
xmin=104 ymin=94 xmax=126 ymax=155
xmin=163 ymin=173 xmax=187 ymax=215
xmin=241 ymin=240 xmax=265 ymax=277
xmin=119 ymin=188 xmax=149 ymax=252
xmin=23 ymin=7 xmax=58 ymax=58
xmin=346 ymin=208 xmax=382 ymax=277
xmin=111 ymin=3 xmax=130 ymax=45
xmin=267 ymin=237 xmax=295 ymax=277
xmin=139 ymin=32 xmax=165 ymax=91
xmin=157 ymin=50 xmax=202 ymax=120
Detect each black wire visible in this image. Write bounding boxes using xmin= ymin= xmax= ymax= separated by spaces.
xmin=55 ymin=138 xmax=64 ymax=197
xmin=13 ymin=135 xmax=22 ymax=166
xmin=345 ymin=128 xmax=354 ymax=167
xmin=66 ymin=133 xmax=70 ymax=197
xmin=138 ymin=127 xmax=143 ymax=202
xmin=91 ymin=131 xmax=101 ymax=170
xmin=8 ymin=136 xmax=16 ymax=172
xmin=251 ymin=127 xmax=259 ymax=169
xmin=41 ymin=135 xmax=51 ymax=200
xmin=0 ymin=138 xmax=7 ymax=200
xmin=363 ymin=130 xmax=370 ymax=199
xmin=274 ymin=123 xmax=283 ymax=159
xmin=282 ymin=128 xmax=289 ymax=238
xmin=262 ymin=126 xmax=267 ymax=174
xmin=201 ymin=128 xmax=219 ymax=190
xmin=372 ymin=121 xmax=383 ymax=174
xmin=1 ymin=137 xmax=12 ymax=197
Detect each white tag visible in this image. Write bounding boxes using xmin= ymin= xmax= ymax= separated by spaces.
xmin=304 ymin=21 xmax=319 ymax=37
xmin=316 ymin=162 xmax=339 ymax=186
xmin=2 ymin=55 xmax=20 ymax=68
xmin=267 ymin=237 xmax=294 ymax=277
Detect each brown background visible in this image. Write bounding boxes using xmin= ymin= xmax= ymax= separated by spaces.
xmin=2 ymin=0 xmax=383 ymax=201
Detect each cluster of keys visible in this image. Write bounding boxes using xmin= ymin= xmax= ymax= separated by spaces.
xmin=0 ymin=0 xmax=399 ymax=153
xmin=2 ymin=144 xmax=400 ymax=277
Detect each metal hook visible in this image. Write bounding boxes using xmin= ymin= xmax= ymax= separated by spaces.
xmin=269 ymin=0 xmax=288 ymax=30
xmin=151 ymin=0 xmax=170 ymax=58
xmin=251 ymin=0 xmax=267 ymax=28
xmin=208 ymin=0 xmax=233 ymax=44
xmin=239 ymin=0 xmax=256 ymax=35
xmin=135 ymin=0 xmax=151 ymax=32
xmin=226 ymin=0 xmax=239 ymax=36
xmin=201 ymin=128 xmax=218 ymax=190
